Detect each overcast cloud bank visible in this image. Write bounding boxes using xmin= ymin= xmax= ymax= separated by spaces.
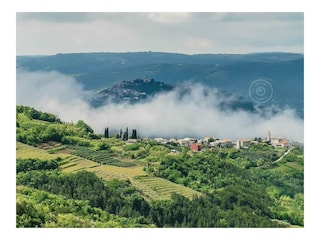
xmin=16 ymin=12 xmax=303 ymax=55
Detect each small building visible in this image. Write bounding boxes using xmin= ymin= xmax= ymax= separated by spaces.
xmin=236 ymin=139 xmax=251 ymax=149
xmin=154 ymin=138 xmax=168 ymax=144
xmin=170 ymin=149 xmax=179 ymax=154
xmin=154 ymin=137 xmax=164 ymax=143
xmin=190 ymin=143 xmax=202 ymax=152
xmin=216 ymin=139 xmax=232 ymax=148
xmin=270 ymin=138 xmax=290 ymax=148
xmin=177 ymin=138 xmax=189 ymax=146
xmin=169 ymin=138 xmax=177 ymax=143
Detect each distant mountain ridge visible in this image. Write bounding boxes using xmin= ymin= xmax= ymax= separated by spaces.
xmin=16 ymin=51 xmax=304 ymax=117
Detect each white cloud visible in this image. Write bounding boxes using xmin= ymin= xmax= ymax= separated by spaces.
xmin=146 ymin=12 xmax=193 ymax=23
xmin=16 ymin=70 xmax=304 ymax=142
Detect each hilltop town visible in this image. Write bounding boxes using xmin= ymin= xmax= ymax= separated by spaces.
xmin=126 ymin=131 xmax=294 ymax=152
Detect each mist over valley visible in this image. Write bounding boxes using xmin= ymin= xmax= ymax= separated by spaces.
xmin=16 ymin=52 xmax=304 ymax=142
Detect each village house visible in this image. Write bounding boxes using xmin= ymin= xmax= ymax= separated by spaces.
xmin=215 ymin=139 xmax=233 ymax=148
xmin=177 ymin=138 xmax=189 ymax=146
xmin=200 ymin=137 xmax=215 ymax=146
xmin=190 ymin=143 xmax=202 ymax=152
xmin=177 ymin=137 xmax=195 ymax=146
xmin=236 ymin=139 xmax=251 ymax=149
xmin=271 ymin=138 xmax=290 ymax=148
xmin=154 ymin=138 xmax=168 ymax=144
xmin=169 ymin=138 xmax=177 ymax=144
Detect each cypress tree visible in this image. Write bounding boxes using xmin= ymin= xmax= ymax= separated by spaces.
xmin=119 ymin=129 xmax=122 ymax=139
xmin=132 ymin=129 xmax=137 ymax=139
xmin=123 ymin=127 xmax=129 ymax=141
xmin=104 ymin=127 xmax=109 ymax=138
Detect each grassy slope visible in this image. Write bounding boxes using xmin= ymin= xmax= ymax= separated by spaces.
xmin=16 ymin=142 xmax=69 ymax=160
xmin=16 ymin=142 xmax=202 ymax=201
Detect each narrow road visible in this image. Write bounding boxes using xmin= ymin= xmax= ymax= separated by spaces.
xmin=272 ymin=146 xmax=295 ymax=164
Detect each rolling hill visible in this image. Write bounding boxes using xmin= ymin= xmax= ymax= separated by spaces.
xmin=17 ymin=52 xmax=304 ymax=117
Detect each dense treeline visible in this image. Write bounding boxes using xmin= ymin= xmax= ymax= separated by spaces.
xmin=153 ymin=153 xmax=255 ymax=191
xmin=150 ymin=187 xmax=281 ymax=227
xmin=17 ymin=170 xmax=151 ymax=221
xmin=17 ymin=105 xmax=60 ymax=123
xmin=150 ymin=150 xmax=303 ymax=226
xmin=16 ymin=158 xmax=59 ymax=173
xmin=17 ymin=168 xmax=283 ymax=227
xmin=16 ymin=186 xmax=152 ymax=228
xmin=250 ymin=168 xmax=303 ymax=198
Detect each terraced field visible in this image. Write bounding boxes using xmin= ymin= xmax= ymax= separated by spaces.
xmin=133 ymin=176 xmax=202 ymax=201
xmin=16 ymin=142 xmax=69 ymax=160
xmin=60 ymin=157 xmax=201 ymax=201
xmin=87 ymin=165 xmax=145 ymax=180
xmin=17 ymin=141 xmax=202 ymax=201
xmin=70 ymin=146 xmax=135 ymax=167
xmin=60 ymin=156 xmax=100 ymax=172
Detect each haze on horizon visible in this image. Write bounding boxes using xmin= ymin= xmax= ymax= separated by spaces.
xmin=16 ymin=12 xmax=303 ymax=55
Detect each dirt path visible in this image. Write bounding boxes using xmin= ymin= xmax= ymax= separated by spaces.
xmin=272 ymin=147 xmax=295 ymax=164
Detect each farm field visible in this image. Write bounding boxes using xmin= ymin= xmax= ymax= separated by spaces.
xmin=133 ymin=176 xmax=202 ymax=201
xmin=70 ymin=145 xmax=135 ymax=167
xmin=59 ymin=155 xmax=201 ymax=201
xmin=285 ymin=162 xmax=303 ymax=171
xmin=60 ymin=156 xmax=100 ymax=172
xmin=21 ymin=140 xmax=199 ymax=201
xmin=16 ymin=142 xmax=69 ymax=160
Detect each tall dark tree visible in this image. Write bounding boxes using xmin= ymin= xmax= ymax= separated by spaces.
xmin=104 ymin=127 xmax=109 ymax=138
xmin=119 ymin=129 xmax=123 ymax=139
xmin=126 ymin=127 xmax=129 ymax=140
xmin=131 ymin=129 xmax=137 ymax=139
xmin=123 ymin=127 xmax=129 ymax=141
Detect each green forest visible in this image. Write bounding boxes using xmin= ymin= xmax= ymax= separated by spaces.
xmin=16 ymin=105 xmax=304 ymax=227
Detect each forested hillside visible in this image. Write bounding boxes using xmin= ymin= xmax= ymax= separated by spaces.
xmin=16 ymin=105 xmax=304 ymax=227
xmin=17 ymin=52 xmax=304 ymax=117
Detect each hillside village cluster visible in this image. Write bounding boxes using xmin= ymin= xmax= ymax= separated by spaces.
xmin=127 ymin=131 xmax=290 ymax=152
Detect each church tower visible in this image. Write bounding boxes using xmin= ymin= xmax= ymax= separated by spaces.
xmin=267 ymin=130 xmax=271 ymax=142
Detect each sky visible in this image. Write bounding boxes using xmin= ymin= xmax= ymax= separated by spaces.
xmin=16 ymin=12 xmax=304 ymax=55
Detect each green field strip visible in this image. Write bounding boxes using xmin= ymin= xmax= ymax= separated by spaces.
xmin=88 ymin=168 xmax=129 ymax=181
xmin=60 ymin=157 xmax=100 ymax=172
xmin=133 ymin=176 xmax=202 ymax=201
xmin=285 ymin=162 xmax=303 ymax=171
xmin=16 ymin=142 xmax=69 ymax=160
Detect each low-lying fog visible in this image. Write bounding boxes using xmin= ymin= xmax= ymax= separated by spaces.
xmin=16 ymin=69 xmax=303 ymax=142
